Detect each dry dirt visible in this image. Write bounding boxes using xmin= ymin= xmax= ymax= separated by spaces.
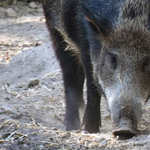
xmin=0 ymin=1 xmax=150 ymax=150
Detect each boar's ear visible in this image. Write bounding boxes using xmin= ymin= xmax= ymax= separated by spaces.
xmin=82 ymin=6 xmax=112 ymax=37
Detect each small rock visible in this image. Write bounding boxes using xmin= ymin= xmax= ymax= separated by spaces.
xmin=5 ymin=97 xmax=10 ymax=101
xmin=6 ymin=8 xmax=17 ymax=18
xmin=100 ymin=140 xmax=108 ymax=148
xmin=38 ymin=145 xmax=44 ymax=149
xmin=88 ymin=142 xmax=99 ymax=148
xmin=25 ymin=6 xmax=32 ymax=13
xmin=0 ymin=7 xmax=5 ymax=17
xmin=28 ymin=79 xmax=39 ymax=88
xmin=133 ymin=141 xmax=147 ymax=146
xmin=7 ymin=0 xmax=17 ymax=5
xmin=54 ymin=114 xmax=63 ymax=121
xmin=81 ymin=131 xmax=88 ymax=134
xmin=60 ymin=132 xmax=71 ymax=138
xmin=0 ymin=148 xmax=7 ymax=150
xmin=94 ymin=138 xmax=105 ymax=143
xmin=74 ymin=130 xmax=81 ymax=133
xmin=37 ymin=8 xmax=43 ymax=13
xmin=28 ymin=2 xmax=38 ymax=9
xmin=34 ymin=41 xmax=42 ymax=47
xmin=84 ymin=141 xmax=88 ymax=147
xmin=12 ymin=6 xmax=19 ymax=12
xmin=23 ymin=144 xmax=29 ymax=148
xmin=52 ymin=127 xmax=57 ymax=130
xmin=0 ymin=7 xmax=5 ymax=12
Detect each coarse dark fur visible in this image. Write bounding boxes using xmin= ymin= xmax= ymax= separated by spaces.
xmin=42 ymin=0 xmax=150 ymax=134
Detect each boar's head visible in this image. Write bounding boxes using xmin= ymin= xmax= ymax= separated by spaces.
xmin=83 ymin=5 xmax=150 ymax=137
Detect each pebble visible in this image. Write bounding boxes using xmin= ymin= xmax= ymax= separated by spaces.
xmin=38 ymin=145 xmax=44 ymax=149
xmin=23 ymin=144 xmax=29 ymax=148
xmin=74 ymin=130 xmax=81 ymax=133
xmin=100 ymin=140 xmax=108 ymax=148
xmin=94 ymin=137 xmax=105 ymax=143
xmin=38 ymin=8 xmax=43 ymax=13
xmin=81 ymin=131 xmax=88 ymax=134
xmin=28 ymin=2 xmax=38 ymax=9
xmin=6 ymin=8 xmax=17 ymax=18
xmin=0 ymin=148 xmax=7 ymax=150
xmin=26 ymin=7 xmax=33 ymax=13
xmin=12 ymin=5 xmax=19 ymax=12
xmin=0 ymin=7 xmax=5 ymax=17
xmin=0 ymin=7 xmax=5 ymax=12
xmin=52 ymin=127 xmax=57 ymax=130
xmin=60 ymin=132 xmax=71 ymax=138
xmin=7 ymin=0 xmax=17 ymax=5
xmin=88 ymin=142 xmax=99 ymax=148
xmin=28 ymin=79 xmax=39 ymax=88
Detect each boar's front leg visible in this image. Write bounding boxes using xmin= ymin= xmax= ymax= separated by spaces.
xmin=61 ymin=0 xmax=101 ymax=133
xmin=50 ymin=28 xmax=85 ymax=131
xmin=81 ymin=46 xmax=101 ymax=133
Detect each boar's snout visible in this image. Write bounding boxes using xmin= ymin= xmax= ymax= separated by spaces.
xmin=113 ymin=117 xmax=136 ymax=139
xmin=110 ymin=95 xmax=143 ymax=139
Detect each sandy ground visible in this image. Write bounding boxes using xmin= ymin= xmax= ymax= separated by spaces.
xmin=0 ymin=1 xmax=150 ymax=150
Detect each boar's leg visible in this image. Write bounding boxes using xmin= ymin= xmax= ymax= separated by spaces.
xmin=50 ymin=28 xmax=85 ymax=131
xmin=81 ymin=50 xmax=101 ymax=133
xmin=61 ymin=0 xmax=101 ymax=133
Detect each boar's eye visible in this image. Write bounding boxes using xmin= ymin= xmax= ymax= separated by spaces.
xmin=106 ymin=53 xmax=117 ymax=70
xmin=141 ymin=57 xmax=150 ymax=72
xmin=88 ymin=21 xmax=99 ymax=33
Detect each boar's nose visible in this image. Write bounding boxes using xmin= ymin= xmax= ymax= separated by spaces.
xmin=110 ymin=93 xmax=142 ymax=139
xmin=113 ymin=117 xmax=136 ymax=140
xmin=111 ymin=98 xmax=139 ymax=139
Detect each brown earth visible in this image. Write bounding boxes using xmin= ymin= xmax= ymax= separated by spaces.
xmin=0 ymin=1 xmax=150 ymax=150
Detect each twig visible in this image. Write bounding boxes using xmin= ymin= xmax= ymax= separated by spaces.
xmin=31 ymin=117 xmax=38 ymax=126
xmin=0 ymin=139 xmax=10 ymax=143
xmin=7 ymin=131 xmax=27 ymax=140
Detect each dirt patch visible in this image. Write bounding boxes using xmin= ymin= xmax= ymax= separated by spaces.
xmin=0 ymin=1 xmax=150 ymax=150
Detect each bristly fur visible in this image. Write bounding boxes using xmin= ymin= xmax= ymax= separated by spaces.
xmin=43 ymin=0 xmax=150 ymax=134
xmin=106 ymin=25 xmax=150 ymax=51
xmin=103 ymin=0 xmax=150 ymax=51
xmin=119 ymin=0 xmax=150 ymax=26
